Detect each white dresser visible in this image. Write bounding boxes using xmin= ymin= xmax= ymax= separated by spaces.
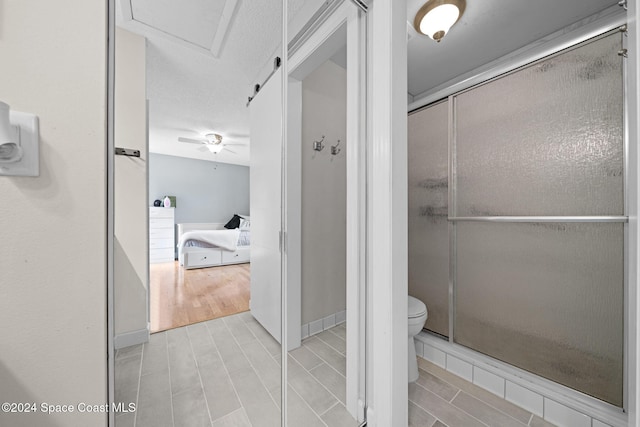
xmin=149 ymin=207 xmax=175 ymax=263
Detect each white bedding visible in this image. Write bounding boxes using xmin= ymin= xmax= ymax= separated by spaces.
xmin=177 ymin=228 xmax=240 ymax=252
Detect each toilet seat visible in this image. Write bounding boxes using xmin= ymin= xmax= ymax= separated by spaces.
xmin=408 ymin=295 xmax=427 ymax=319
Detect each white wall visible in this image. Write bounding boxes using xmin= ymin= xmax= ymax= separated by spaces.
xmin=301 ymin=60 xmax=347 ymax=324
xmin=114 ymin=27 xmax=148 ymax=341
xmin=0 ymin=1 xmax=107 ymax=426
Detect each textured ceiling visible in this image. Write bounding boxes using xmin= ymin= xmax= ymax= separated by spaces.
xmin=117 ymin=0 xmax=290 ymax=166
xmin=117 ymin=0 xmax=622 ymax=166
xmin=131 ymin=0 xmax=226 ymax=50
xmin=407 ymin=0 xmax=619 ymax=98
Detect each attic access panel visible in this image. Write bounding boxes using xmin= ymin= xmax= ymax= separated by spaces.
xmin=130 ymin=0 xmax=237 ymax=55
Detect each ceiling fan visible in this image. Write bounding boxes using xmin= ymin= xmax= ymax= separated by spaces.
xmin=178 ymin=133 xmax=239 ymax=154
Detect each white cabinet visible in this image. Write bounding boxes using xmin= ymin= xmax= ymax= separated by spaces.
xmin=149 ymin=207 xmax=175 ymax=263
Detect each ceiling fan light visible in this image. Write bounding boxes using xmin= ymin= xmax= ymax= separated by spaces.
xmin=207 ymin=144 xmax=224 ymax=154
xmin=205 ymin=133 xmax=223 ymax=144
xmin=414 ymin=0 xmax=465 ymax=43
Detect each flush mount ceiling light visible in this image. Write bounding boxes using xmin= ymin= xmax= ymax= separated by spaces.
xmin=414 ymin=0 xmax=466 ymax=43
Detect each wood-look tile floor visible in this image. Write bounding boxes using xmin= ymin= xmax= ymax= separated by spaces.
xmin=410 ymin=357 xmax=557 ymax=427
xmin=114 ymin=312 xmax=358 ymax=427
xmin=116 ymin=311 xmax=555 ymax=427
xmin=150 ymin=261 xmax=250 ymax=333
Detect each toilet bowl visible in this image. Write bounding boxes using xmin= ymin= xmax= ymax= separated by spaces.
xmin=408 ymin=295 xmax=428 ymax=383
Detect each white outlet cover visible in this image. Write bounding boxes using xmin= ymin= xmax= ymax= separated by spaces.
xmin=0 ymin=111 xmax=39 ymax=177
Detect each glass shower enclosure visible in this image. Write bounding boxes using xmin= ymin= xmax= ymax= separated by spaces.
xmin=408 ymin=30 xmax=625 ymax=407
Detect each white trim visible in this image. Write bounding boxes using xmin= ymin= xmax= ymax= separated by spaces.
xmin=210 ymin=0 xmax=238 ymax=57
xmin=417 ymin=333 xmax=627 ymax=427
xmin=301 ymin=310 xmax=347 ymax=339
xmin=287 ymin=1 xmax=366 ymax=422
xmin=107 ymin=1 xmax=116 ymax=426
xmin=117 ymin=0 xmax=238 ymax=58
xmin=286 ymin=78 xmax=302 ymax=350
xmin=368 ymin=0 xmax=408 ymax=425
xmin=346 ymin=3 xmax=367 ymax=421
xmin=114 ymin=327 xmax=149 ymax=350
xmin=626 ymin=1 xmax=640 ymax=426
xmin=281 ymin=2 xmax=288 ymax=425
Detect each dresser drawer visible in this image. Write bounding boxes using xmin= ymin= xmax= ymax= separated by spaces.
xmin=150 ymin=248 xmax=174 ymax=263
xmin=150 ymin=218 xmax=174 ymax=229
xmin=221 ymin=249 xmax=250 ymax=264
xmin=149 ymin=227 xmax=174 ymax=238
xmin=150 ymin=238 xmax=174 ymax=249
xmin=150 ymin=207 xmax=174 ymax=219
xmin=185 ymin=251 xmax=222 ymax=268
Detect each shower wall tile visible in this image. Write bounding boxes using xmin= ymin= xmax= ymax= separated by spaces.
xmin=422 ymin=342 xmax=446 ymax=368
xmin=505 ymin=381 xmax=543 ymax=417
xmin=473 ymin=366 xmax=505 ymax=398
xmin=592 ymin=419 xmax=614 ymax=427
xmin=543 ymin=398 xmax=590 ymax=427
xmin=416 ymin=334 xmax=627 ymax=426
xmin=446 ymin=354 xmax=472 ymax=382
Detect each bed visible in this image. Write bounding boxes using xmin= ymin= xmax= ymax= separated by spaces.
xmin=177 ymin=215 xmax=251 ymax=269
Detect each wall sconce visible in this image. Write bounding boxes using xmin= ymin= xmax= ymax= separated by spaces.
xmin=414 ymin=0 xmax=466 ymax=43
xmin=0 ymin=101 xmax=40 ymax=177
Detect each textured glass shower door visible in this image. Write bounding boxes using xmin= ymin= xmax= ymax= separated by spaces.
xmin=452 ymin=31 xmax=625 ymax=407
xmin=408 ymin=100 xmax=450 ymax=337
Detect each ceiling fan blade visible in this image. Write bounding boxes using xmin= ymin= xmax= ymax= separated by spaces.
xmin=223 ymin=143 xmax=246 ymax=147
xmin=178 ymin=137 xmax=205 ymax=144
xmin=197 ymin=146 xmax=210 ymax=152
xmin=224 ymin=148 xmax=238 ymax=154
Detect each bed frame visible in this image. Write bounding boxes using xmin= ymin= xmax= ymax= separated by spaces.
xmin=177 ymin=222 xmax=250 ymax=270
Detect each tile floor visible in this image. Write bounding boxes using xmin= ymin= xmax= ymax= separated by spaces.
xmin=410 ymin=357 xmax=557 ymax=427
xmin=114 ymin=311 xmax=358 ymax=427
xmin=116 ymin=312 xmax=556 ymax=427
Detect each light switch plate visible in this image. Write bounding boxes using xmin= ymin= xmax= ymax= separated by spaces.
xmin=0 ymin=111 xmax=39 ymax=177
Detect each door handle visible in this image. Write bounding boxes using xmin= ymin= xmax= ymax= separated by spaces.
xmin=115 ymin=147 xmax=140 ymax=157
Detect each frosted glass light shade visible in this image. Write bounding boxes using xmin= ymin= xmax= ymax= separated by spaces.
xmin=414 ymin=0 xmax=465 ymax=42
xmin=207 ymin=144 xmax=224 ymax=153
xmin=420 ymin=4 xmax=459 ymax=41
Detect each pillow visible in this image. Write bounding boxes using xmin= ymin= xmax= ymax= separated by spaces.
xmin=224 ymin=214 xmax=242 ymax=229
xmin=239 ymin=218 xmax=251 ymax=230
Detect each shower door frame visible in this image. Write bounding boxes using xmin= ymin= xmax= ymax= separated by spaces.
xmin=408 ymin=6 xmax=635 ymax=426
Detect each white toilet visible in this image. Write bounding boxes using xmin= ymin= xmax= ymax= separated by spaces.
xmin=408 ymin=295 xmax=428 ymax=382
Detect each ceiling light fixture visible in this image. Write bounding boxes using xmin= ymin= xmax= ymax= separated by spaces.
xmin=205 ymin=133 xmax=223 ymax=144
xmin=414 ymin=0 xmax=466 ymax=43
xmin=207 ymin=144 xmax=224 ymax=154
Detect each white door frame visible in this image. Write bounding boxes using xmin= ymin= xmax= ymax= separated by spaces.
xmin=628 ymin=1 xmax=640 ymax=425
xmin=366 ymin=0 xmax=408 ymax=425
xmin=286 ymin=1 xmax=367 ymax=421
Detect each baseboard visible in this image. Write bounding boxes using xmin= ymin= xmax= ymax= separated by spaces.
xmin=415 ymin=332 xmax=626 ymax=427
xmin=114 ymin=327 xmax=149 ymax=350
xmin=301 ymin=310 xmax=346 ymax=339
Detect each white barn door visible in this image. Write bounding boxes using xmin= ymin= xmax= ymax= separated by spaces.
xmin=250 ymin=69 xmax=283 ymax=343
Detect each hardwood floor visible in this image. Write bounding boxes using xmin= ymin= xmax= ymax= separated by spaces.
xmin=150 ymin=261 xmax=250 ymax=333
